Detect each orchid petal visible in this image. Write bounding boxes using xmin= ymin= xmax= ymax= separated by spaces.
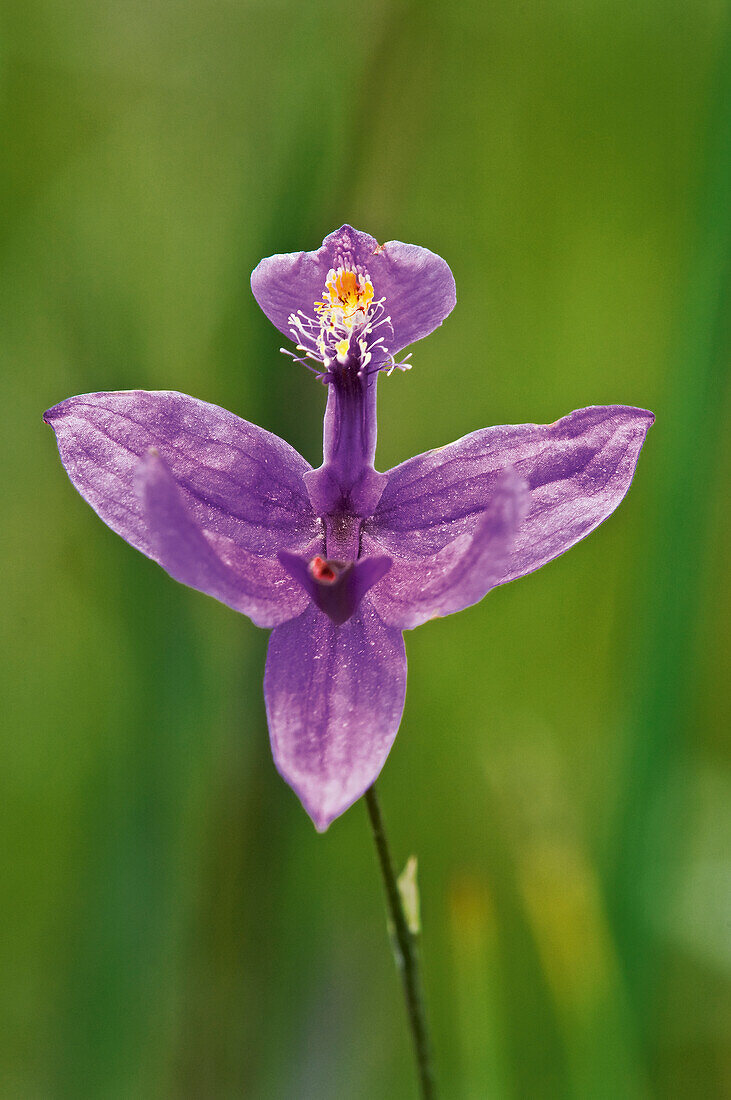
xmin=264 ymin=601 xmax=407 ymax=830
xmin=44 ymin=390 xmax=319 ymax=557
xmin=364 ymin=471 xmax=528 ymax=628
xmin=251 ymin=224 xmax=456 ymax=356
xmin=136 ymin=452 xmax=308 ymax=627
xmin=367 ymin=405 xmax=653 ymax=586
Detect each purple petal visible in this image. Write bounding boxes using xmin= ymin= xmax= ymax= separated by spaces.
xmin=251 ymin=224 xmax=456 ymax=355
xmin=264 ymin=600 xmax=407 ymax=830
xmin=364 ymin=471 xmax=528 ymax=628
xmin=137 ymin=452 xmax=308 ymax=627
xmin=367 ymin=406 xmax=654 ymax=584
xmin=44 ymin=390 xmax=319 ymax=557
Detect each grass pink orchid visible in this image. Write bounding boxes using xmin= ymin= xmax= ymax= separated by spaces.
xmin=44 ymin=225 xmax=653 ymax=830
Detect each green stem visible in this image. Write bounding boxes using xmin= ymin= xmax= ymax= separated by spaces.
xmin=364 ymin=784 xmax=436 ymax=1099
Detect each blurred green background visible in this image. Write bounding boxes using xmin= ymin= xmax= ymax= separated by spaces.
xmin=2 ymin=1 xmax=729 ymax=1096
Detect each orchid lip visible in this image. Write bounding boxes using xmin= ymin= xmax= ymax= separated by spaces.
xmin=282 ymin=253 xmax=413 ymax=381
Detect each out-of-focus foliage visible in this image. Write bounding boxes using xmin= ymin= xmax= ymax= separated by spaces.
xmin=1 ymin=1 xmax=729 ymax=1095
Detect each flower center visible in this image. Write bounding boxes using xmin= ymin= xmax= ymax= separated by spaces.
xmin=284 ymin=252 xmax=408 ymax=380
xmin=310 ymin=265 xmax=374 ymax=363
xmin=317 ymin=267 xmax=375 ymax=328
xmin=314 ymin=266 xmax=375 ymax=361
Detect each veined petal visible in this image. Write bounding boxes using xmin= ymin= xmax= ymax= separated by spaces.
xmin=364 ymin=471 xmax=528 ymax=628
xmin=251 ymin=224 xmax=456 ymax=356
xmin=137 ymin=452 xmax=308 ymax=627
xmin=367 ymin=406 xmax=654 ymax=584
xmin=264 ymin=601 xmax=407 ymax=831
xmin=44 ymin=390 xmax=319 ymax=556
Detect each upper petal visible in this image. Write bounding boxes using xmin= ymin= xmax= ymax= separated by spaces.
xmin=363 ymin=471 xmax=528 ymax=628
xmin=251 ymin=224 xmax=456 ymax=355
xmin=137 ymin=452 xmax=308 ymax=627
xmin=264 ymin=600 xmax=407 ymax=830
xmin=44 ymin=390 xmax=319 ymax=557
xmin=367 ymin=405 xmax=654 ymax=584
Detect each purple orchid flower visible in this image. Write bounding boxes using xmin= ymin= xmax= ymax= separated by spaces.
xmin=44 ymin=225 xmax=653 ymax=831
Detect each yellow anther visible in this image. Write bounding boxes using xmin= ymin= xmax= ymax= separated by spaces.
xmin=316 ymin=266 xmax=375 ymax=327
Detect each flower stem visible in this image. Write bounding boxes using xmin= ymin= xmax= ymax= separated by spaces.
xmin=364 ymin=784 xmax=436 ymax=1099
